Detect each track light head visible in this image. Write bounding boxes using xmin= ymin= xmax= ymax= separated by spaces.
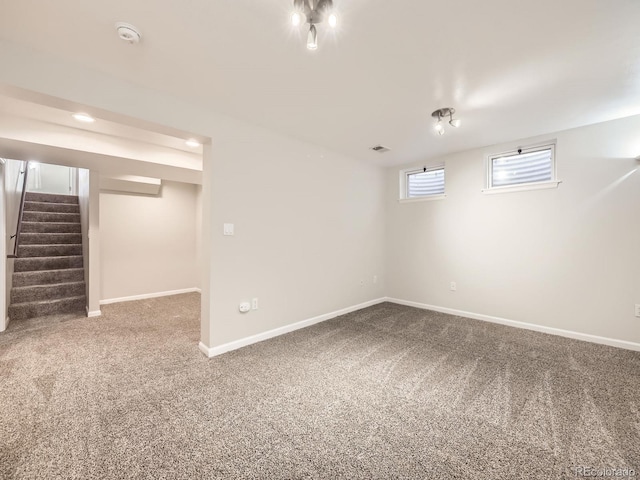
xmin=292 ymin=0 xmax=338 ymax=50
xmin=307 ymin=24 xmax=318 ymax=50
xmin=449 ymin=118 xmax=461 ymax=128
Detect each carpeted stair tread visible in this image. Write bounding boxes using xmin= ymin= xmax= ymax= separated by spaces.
xmin=24 ymin=201 xmax=80 ymax=214
xmin=20 ymin=233 xmax=83 ymax=245
xmin=18 ymin=244 xmax=83 ymax=258
xmin=11 ymin=281 xmax=86 ymax=304
xmin=21 ymin=221 xmax=81 ymax=234
xmin=8 ymin=295 xmax=86 ymax=321
xmin=25 ymin=192 xmax=78 ymax=204
xmin=12 ymin=268 xmax=85 ymax=287
xmin=10 ymin=192 xmax=86 ymax=322
xmin=22 ymin=211 xmax=80 ymax=223
xmin=14 ymin=255 xmax=84 ymax=272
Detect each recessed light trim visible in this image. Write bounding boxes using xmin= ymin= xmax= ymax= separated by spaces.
xmin=185 ymin=139 xmax=200 ymax=148
xmin=72 ymin=113 xmax=95 ymax=123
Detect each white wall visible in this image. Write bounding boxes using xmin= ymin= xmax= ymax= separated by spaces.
xmin=27 ymin=163 xmax=72 ymax=194
xmin=78 ymin=169 xmax=100 ymax=315
xmin=0 ymin=162 xmax=6 ymax=331
xmin=99 ymin=180 xmax=199 ymax=302
xmin=386 ymin=115 xmax=640 ymax=344
xmin=0 ymin=41 xmax=387 ymax=351
xmin=2 ymin=159 xmax=24 ymax=330
xmin=4 ymin=159 xmax=24 ymax=252
xmin=208 ymin=134 xmax=386 ymax=345
xmin=195 ymin=184 xmax=202 ymax=289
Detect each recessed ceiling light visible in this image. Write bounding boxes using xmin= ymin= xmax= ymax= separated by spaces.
xmin=72 ymin=113 xmax=95 ymax=123
xmin=185 ymin=139 xmax=200 ymax=148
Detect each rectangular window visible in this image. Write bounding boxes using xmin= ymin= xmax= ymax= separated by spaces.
xmin=400 ymin=166 xmax=445 ymax=201
xmin=487 ymin=144 xmax=556 ymax=191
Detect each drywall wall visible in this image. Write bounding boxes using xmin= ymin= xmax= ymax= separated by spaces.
xmin=207 ymin=134 xmax=386 ymax=345
xmin=195 ymin=184 xmax=202 ymax=289
xmin=99 ymin=180 xmax=199 ymax=302
xmin=78 ymin=169 xmax=100 ymax=315
xmin=0 ymin=162 xmax=6 ymax=331
xmin=2 ymin=159 xmax=24 ymax=330
xmin=4 ymin=159 xmax=24 ymax=252
xmin=386 ymin=115 xmax=640 ymax=344
xmin=0 ymin=40 xmax=387 ymax=351
xmin=27 ymin=163 xmax=72 ymax=194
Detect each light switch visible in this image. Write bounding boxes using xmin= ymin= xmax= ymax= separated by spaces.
xmin=223 ymin=223 xmax=234 ymax=236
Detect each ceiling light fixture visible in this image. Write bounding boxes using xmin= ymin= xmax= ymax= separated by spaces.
xmin=72 ymin=113 xmax=95 ymax=123
xmin=431 ymin=108 xmax=461 ymax=136
xmin=291 ymin=0 xmax=338 ymax=51
xmin=185 ymin=139 xmax=200 ymax=148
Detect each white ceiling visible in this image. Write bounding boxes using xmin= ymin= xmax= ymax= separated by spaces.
xmin=1 ymin=0 xmax=639 ymax=166
xmin=0 ymin=91 xmax=203 ymax=180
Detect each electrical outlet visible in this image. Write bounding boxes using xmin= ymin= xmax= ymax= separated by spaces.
xmin=252 ymin=298 xmax=258 ymax=310
xmin=635 ymin=304 xmax=640 ymax=318
xmin=450 ymin=281 xmax=457 ymax=292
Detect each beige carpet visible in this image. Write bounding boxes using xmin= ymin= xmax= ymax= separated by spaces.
xmin=1 ymin=294 xmax=639 ymax=479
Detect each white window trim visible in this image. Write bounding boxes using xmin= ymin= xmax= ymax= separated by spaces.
xmin=481 ymin=180 xmax=561 ymax=195
xmin=399 ymin=164 xmax=445 ymax=202
xmin=399 ymin=193 xmax=447 ymax=204
xmin=484 ymin=141 xmax=560 ymax=194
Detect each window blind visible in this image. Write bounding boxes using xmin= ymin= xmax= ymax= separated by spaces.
xmin=407 ymin=169 xmax=445 ymax=197
xmin=491 ymin=149 xmax=552 ymax=187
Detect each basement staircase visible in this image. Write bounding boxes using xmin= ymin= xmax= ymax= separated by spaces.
xmin=9 ymin=192 xmax=86 ymax=321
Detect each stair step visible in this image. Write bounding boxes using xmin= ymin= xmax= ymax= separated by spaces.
xmin=25 ymin=192 xmax=78 ymax=204
xmin=8 ymin=295 xmax=86 ymax=321
xmin=21 ymin=222 xmax=81 ymax=234
xmin=11 ymin=281 xmax=86 ymax=304
xmin=18 ymin=244 xmax=82 ymax=258
xmin=20 ymin=233 xmax=83 ymax=245
xmin=22 ymin=211 xmax=80 ymax=223
xmin=24 ymin=201 xmax=80 ymax=214
xmin=12 ymin=268 xmax=85 ymax=287
xmin=14 ymin=256 xmax=84 ymax=272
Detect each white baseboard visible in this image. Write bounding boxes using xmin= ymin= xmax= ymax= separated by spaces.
xmin=198 ymin=342 xmax=211 ymax=357
xmin=86 ymin=306 xmax=102 ymax=318
xmin=100 ymin=287 xmax=201 ymax=306
xmin=386 ymin=297 xmax=640 ymax=352
xmin=199 ymin=297 xmax=387 ymax=358
xmin=0 ymin=317 xmax=8 ymax=332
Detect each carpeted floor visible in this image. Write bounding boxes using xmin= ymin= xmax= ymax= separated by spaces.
xmin=1 ymin=294 xmax=639 ymax=479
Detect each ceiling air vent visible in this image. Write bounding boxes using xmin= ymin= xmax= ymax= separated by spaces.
xmin=371 ymin=145 xmax=390 ymax=153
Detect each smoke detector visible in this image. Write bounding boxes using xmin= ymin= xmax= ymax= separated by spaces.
xmin=115 ymin=22 xmax=142 ymax=44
